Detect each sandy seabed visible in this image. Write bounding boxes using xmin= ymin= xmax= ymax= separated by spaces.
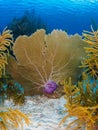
xmin=4 ymin=96 xmax=75 ymax=130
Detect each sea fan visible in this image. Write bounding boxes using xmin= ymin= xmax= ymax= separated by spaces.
xmin=0 ymin=28 xmax=13 ymax=77
xmin=8 ymin=29 xmax=86 ymax=95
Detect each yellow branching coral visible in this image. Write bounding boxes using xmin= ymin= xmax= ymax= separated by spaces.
xmin=0 ymin=28 xmax=30 ymax=130
xmin=60 ymin=27 xmax=98 ymax=129
xmin=81 ymin=26 xmax=98 ymax=79
xmin=0 ymin=108 xmax=30 ymax=130
xmin=0 ymin=28 xmax=13 ymax=77
xmin=7 ymin=29 xmax=86 ymax=95
xmin=60 ymin=77 xmax=98 ymax=130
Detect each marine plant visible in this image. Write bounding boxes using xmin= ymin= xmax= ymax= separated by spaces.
xmin=0 ymin=28 xmax=30 ymax=130
xmin=7 ymin=29 xmax=86 ymax=96
xmin=60 ymin=27 xmax=98 ymax=130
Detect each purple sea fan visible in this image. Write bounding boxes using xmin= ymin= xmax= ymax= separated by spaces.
xmin=7 ymin=29 xmax=86 ymax=96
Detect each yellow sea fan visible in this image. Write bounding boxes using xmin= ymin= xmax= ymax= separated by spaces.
xmin=0 ymin=108 xmax=30 ymax=130
xmin=0 ymin=28 xmax=13 ymax=77
xmin=7 ymin=29 xmax=86 ymax=95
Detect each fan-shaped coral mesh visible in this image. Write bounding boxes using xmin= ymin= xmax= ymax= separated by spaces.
xmin=8 ymin=29 xmax=86 ymax=95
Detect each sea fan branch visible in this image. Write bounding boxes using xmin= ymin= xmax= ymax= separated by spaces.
xmin=24 ymin=48 xmax=46 ymax=84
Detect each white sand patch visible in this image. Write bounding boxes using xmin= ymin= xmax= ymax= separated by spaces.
xmin=4 ymin=96 xmax=76 ymax=130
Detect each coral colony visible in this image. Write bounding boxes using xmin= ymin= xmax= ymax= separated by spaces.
xmin=8 ymin=29 xmax=85 ymax=96
xmin=0 ymin=26 xmax=98 ymax=130
xmin=60 ymin=27 xmax=98 ymax=130
xmin=0 ymin=28 xmax=30 ymax=130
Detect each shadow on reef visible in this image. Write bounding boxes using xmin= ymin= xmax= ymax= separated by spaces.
xmin=8 ymin=10 xmax=48 ymax=40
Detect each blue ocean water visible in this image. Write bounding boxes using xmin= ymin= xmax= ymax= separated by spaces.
xmin=0 ymin=0 xmax=98 ymax=34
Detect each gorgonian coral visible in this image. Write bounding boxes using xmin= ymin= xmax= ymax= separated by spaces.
xmin=81 ymin=26 xmax=98 ymax=79
xmin=60 ymin=76 xmax=98 ymax=130
xmin=0 ymin=108 xmax=30 ymax=130
xmin=0 ymin=28 xmax=30 ymax=130
xmin=60 ymin=27 xmax=98 ymax=130
xmin=0 ymin=28 xmax=13 ymax=77
xmin=8 ymin=29 xmax=85 ymax=95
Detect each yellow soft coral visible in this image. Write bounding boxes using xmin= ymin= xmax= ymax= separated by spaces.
xmin=0 ymin=28 xmax=13 ymax=77
xmin=8 ymin=29 xmax=86 ymax=95
xmin=81 ymin=26 xmax=98 ymax=79
xmin=0 ymin=108 xmax=30 ymax=130
xmin=60 ymin=27 xmax=98 ymax=130
xmin=60 ymin=77 xmax=98 ymax=130
xmin=0 ymin=28 xmax=30 ymax=130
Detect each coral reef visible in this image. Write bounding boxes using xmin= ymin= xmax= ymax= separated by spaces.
xmin=7 ymin=29 xmax=86 ymax=96
xmin=0 ymin=28 xmax=13 ymax=77
xmin=0 ymin=28 xmax=30 ymax=130
xmin=0 ymin=29 xmax=24 ymax=105
xmin=81 ymin=26 xmax=98 ymax=79
xmin=8 ymin=11 xmax=48 ymax=40
xmin=0 ymin=28 xmax=13 ymax=104
xmin=61 ymin=27 xmax=98 ymax=130
xmin=60 ymin=76 xmax=98 ymax=130
xmin=0 ymin=108 xmax=30 ymax=130
xmin=0 ymin=72 xmax=25 ymax=105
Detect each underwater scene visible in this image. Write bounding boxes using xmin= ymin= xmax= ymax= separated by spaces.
xmin=0 ymin=0 xmax=98 ymax=130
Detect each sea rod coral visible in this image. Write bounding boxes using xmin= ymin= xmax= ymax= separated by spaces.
xmin=60 ymin=76 xmax=98 ymax=130
xmin=81 ymin=26 xmax=98 ymax=79
xmin=0 ymin=28 xmax=30 ymax=130
xmin=0 ymin=28 xmax=13 ymax=77
xmin=7 ymin=29 xmax=86 ymax=96
xmin=60 ymin=27 xmax=98 ymax=130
